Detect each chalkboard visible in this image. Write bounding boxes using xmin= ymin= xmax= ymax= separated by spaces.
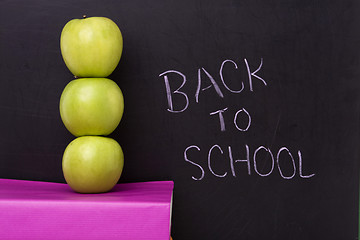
xmin=0 ymin=0 xmax=359 ymax=239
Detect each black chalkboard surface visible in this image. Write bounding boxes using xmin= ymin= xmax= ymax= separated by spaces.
xmin=0 ymin=0 xmax=359 ymax=239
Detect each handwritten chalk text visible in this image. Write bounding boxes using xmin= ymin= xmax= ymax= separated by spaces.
xmin=159 ymin=57 xmax=315 ymax=181
xmin=159 ymin=58 xmax=266 ymax=113
xmin=184 ymin=144 xmax=315 ymax=181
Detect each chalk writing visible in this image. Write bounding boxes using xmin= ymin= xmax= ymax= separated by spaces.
xmin=210 ymin=108 xmax=228 ymax=132
xmin=159 ymin=70 xmax=188 ymax=113
xmin=158 ymin=58 xmax=267 ymax=113
xmin=184 ymin=144 xmax=315 ymax=180
xmin=234 ymin=108 xmax=251 ymax=132
xmin=159 ymin=58 xmax=315 ymax=181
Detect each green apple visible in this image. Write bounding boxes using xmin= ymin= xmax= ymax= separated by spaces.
xmin=62 ymin=136 xmax=124 ymax=193
xmin=59 ymin=77 xmax=124 ymax=137
xmin=60 ymin=16 xmax=123 ymax=77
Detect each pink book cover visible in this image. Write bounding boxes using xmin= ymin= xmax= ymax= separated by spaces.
xmin=0 ymin=179 xmax=174 ymax=240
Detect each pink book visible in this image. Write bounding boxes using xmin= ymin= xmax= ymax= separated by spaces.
xmin=0 ymin=179 xmax=174 ymax=240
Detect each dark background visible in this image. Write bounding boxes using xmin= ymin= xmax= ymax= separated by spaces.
xmin=0 ymin=0 xmax=359 ymax=239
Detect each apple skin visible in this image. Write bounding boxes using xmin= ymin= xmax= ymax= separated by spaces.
xmin=60 ymin=16 xmax=123 ymax=78
xmin=62 ymin=136 xmax=124 ymax=193
xmin=59 ymin=78 xmax=124 ymax=137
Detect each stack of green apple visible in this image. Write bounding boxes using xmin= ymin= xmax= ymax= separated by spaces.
xmin=59 ymin=16 xmax=124 ymax=193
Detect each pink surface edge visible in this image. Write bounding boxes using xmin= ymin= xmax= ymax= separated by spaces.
xmin=0 ymin=179 xmax=174 ymax=240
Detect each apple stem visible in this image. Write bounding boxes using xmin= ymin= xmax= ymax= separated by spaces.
xmin=83 ymin=15 xmax=87 ymax=18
